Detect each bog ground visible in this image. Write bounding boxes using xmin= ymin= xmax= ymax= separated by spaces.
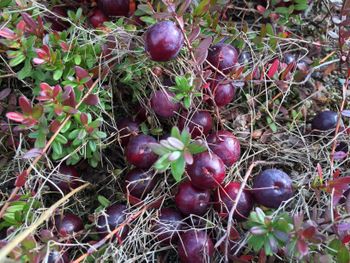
xmin=0 ymin=0 xmax=350 ymax=262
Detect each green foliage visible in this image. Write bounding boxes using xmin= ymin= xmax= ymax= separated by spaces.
xmin=169 ymin=75 xmax=201 ymax=109
xmin=149 ymin=127 xmax=206 ymax=182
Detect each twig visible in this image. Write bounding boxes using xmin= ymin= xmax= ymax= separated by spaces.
xmin=0 ymin=182 xmax=90 ymax=261
xmin=0 ymin=78 xmax=100 ymax=219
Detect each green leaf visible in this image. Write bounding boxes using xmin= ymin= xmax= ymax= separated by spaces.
xmin=256 ymin=208 xmax=266 ymax=224
xmin=337 ymin=245 xmax=350 ymax=263
xmin=9 ymin=53 xmax=26 ymax=67
xmin=55 ymin=134 xmax=68 ymax=145
xmin=171 ymin=127 xmax=181 ymax=140
xmin=89 ymin=140 xmax=97 ymax=152
xmin=148 ymin=143 xmax=170 ymax=155
xmin=68 ymin=129 xmax=79 ymax=140
xmin=248 ymin=235 xmax=265 ymax=252
xmin=53 ymin=69 xmax=63 ymax=81
xmin=61 ymin=120 xmax=71 ymax=133
xmin=171 ymin=155 xmax=185 ymax=182
xmin=94 ymin=131 xmax=107 ymax=139
xmin=187 ymin=142 xmax=206 ymax=154
xmin=154 ymin=153 xmax=171 ymax=171
xmin=0 ymin=0 xmax=11 ymax=8
xmin=97 ymin=195 xmax=110 ymax=207
xmin=181 ymin=129 xmax=190 ymax=146
xmin=52 ymin=141 xmax=62 ymax=156
xmin=275 ymin=7 xmax=290 ymax=15
xmin=183 ymin=96 xmax=191 ymax=109
xmin=17 ymin=59 xmax=32 ymax=80
xmin=139 ymin=16 xmax=156 ymax=25
xmin=78 ymin=129 xmax=87 ymax=140
xmin=74 ymin=55 xmax=81 ymax=65
xmin=35 ymin=132 xmax=46 ymax=148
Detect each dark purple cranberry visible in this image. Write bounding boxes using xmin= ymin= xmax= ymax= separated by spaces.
xmin=283 ymin=53 xmax=296 ymax=65
xmin=125 ymin=134 xmax=158 ymax=169
xmin=97 ymin=0 xmax=130 ymax=17
xmin=116 ymin=118 xmax=139 ymax=146
xmin=178 ymin=111 xmax=213 ymax=138
xmin=252 ymin=169 xmax=293 ymax=209
xmin=187 ymin=152 xmax=225 ymax=190
xmin=150 ymin=90 xmax=180 ymax=118
xmin=238 ymin=50 xmax=252 ymax=65
xmin=89 ymin=8 xmax=109 ymax=28
xmin=311 ymin=111 xmax=338 ymax=131
xmin=144 ymin=21 xmax=184 ymax=62
xmin=175 ymin=181 xmax=211 ymax=216
xmin=48 ymin=165 xmax=81 ymax=194
xmin=336 ymin=142 xmax=348 ymax=153
xmin=214 ymin=182 xmax=254 ymax=221
xmin=210 ymin=80 xmax=235 ymax=107
xmin=134 ymin=104 xmax=148 ymax=123
xmin=152 ymin=208 xmax=183 ymax=245
xmin=207 ymin=43 xmax=238 ymax=73
xmin=47 ymin=249 xmax=69 ymax=263
xmin=47 ymin=6 xmax=70 ymax=31
xmin=124 ymin=169 xmax=157 ymax=199
xmin=207 ymin=131 xmax=241 ymax=167
xmin=97 ymin=204 xmax=129 ymax=239
xmin=177 ymin=230 xmax=214 ymax=263
xmin=53 ymin=213 xmax=84 ymax=237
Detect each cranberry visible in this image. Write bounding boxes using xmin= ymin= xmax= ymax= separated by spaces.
xmin=207 ymin=131 xmax=240 ymax=167
xmin=124 ymin=169 xmax=157 ymax=199
xmin=283 ymin=53 xmax=296 ymax=65
xmin=187 ymin=152 xmax=225 ymax=190
xmin=252 ymin=169 xmax=293 ymax=208
xmin=177 ymin=230 xmax=214 ymax=263
xmin=97 ymin=204 xmax=129 ymax=239
xmin=152 ymin=208 xmax=183 ymax=245
xmin=89 ymin=8 xmax=108 ymax=28
xmin=150 ymin=90 xmax=180 ymax=118
xmin=210 ymin=79 xmax=235 ymax=107
xmin=214 ymin=182 xmax=254 ymax=221
xmin=47 ymin=249 xmax=69 ymax=263
xmin=178 ymin=111 xmax=213 ymax=138
xmin=48 ymin=165 xmax=81 ymax=193
xmin=144 ymin=21 xmax=184 ymax=62
xmin=311 ymin=111 xmax=338 ymax=131
xmin=97 ymin=0 xmax=130 ymax=17
xmin=207 ymin=43 xmax=238 ymax=73
xmin=175 ymin=181 xmax=211 ymax=216
xmin=116 ymin=118 xmax=139 ymax=146
xmin=125 ymin=134 xmax=158 ymax=169
xmin=53 ymin=213 xmax=84 ymax=237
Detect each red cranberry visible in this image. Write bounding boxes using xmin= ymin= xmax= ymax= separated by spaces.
xmin=144 ymin=21 xmax=184 ymax=62
xmin=209 ymin=79 xmax=235 ymax=107
xmin=53 ymin=213 xmax=84 ymax=237
xmin=150 ymin=90 xmax=180 ymax=118
xmin=214 ymin=182 xmax=254 ymax=221
xmin=178 ymin=111 xmax=213 ymax=138
xmin=48 ymin=165 xmax=81 ymax=193
xmin=124 ymin=169 xmax=157 ymax=199
xmin=97 ymin=204 xmax=129 ymax=239
xmin=152 ymin=208 xmax=183 ymax=245
xmin=125 ymin=134 xmax=158 ymax=169
xmin=311 ymin=111 xmax=338 ymax=131
xmin=177 ymin=230 xmax=214 ymax=263
xmin=187 ymin=152 xmax=225 ymax=190
xmin=89 ymin=8 xmax=108 ymax=28
xmin=47 ymin=249 xmax=69 ymax=263
xmin=116 ymin=118 xmax=139 ymax=146
xmin=97 ymin=0 xmax=130 ymax=17
xmin=175 ymin=181 xmax=211 ymax=216
xmin=252 ymin=169 xmax=293 ymax=209
xmin=47 ymin=6 xmax=70 ymax=31
xmin=207 ymin=131 xmax=240 ymax=167
xmin=207 ymin=43 xmax=238 ymax=73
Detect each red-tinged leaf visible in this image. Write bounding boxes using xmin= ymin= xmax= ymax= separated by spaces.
xmin=302 ymin=226 xmax=316 ymax=239
xmin=63 ymin=106 xmax=78 ymax=114
xmin=40 ymin=82 xmax=51 ymax=92
xmin=0 ymin=88 xmax=11 ymax=100
xmin=267 ymin=59 xmax=280 ymax=79
xmin=329 ymin=176 xmax=350 ymax=187
xmin=6 ymin=112 xmax=25 ymax=122
xmin=21 ymin=12 xmax=36 ymax=30
xmin=0 ymin=28 xmax=16 ymax=40
xmin=60 ymin=42 xmax=70 ymax=52
xmin=62 ymin=87 xmax=76 ymax=107
xmin=50 ymin=120 xmax=61 ymax=133
xmin=194 ymin=36 xmax=212 ymax=66
xmin=84 ymin=94 xmax=99 ymax=106
xmin=188 ymin=26 xmax=200 ymax=44
xmin=54 ymin=105 xmax=63 ymax=116
xmin=80 ymin=113 xmax=88 ymax=125
xmin=22 ymin=118 xmax=38 ymax=127
xmin=15 ymin=170 xmax=28 ymax=187
xmin=53 ymin=85 xmax=62 ymax=97
xmin=293 ymin=213 xmax=304 ymax=231
xmin=32 ymin=105 xmax=43 ymax=119
xmin=316 ymin=163 xmax=323 ymax=181
xmin=33 ymin=58 xmax=45 ymax=65
xmin=177 ymin=0 xmax=191 ymax=16
xmin=16 ymin=20 xmax=26 ymax=32
xmin=19 ymin=95 xmax=32 ymax=114
xmin=297 ymin=239 xmax=308 ymax=257
xmin=229 ymin=226 xmax=240 ymax=241
xmin=23 ymin=148 xmax=42 ymax=159
xmin=280 ymin=62 xmax=296 ymax=80
xmin=333 ymin=169 xmax=341 ymax=179
xmin=342 ymin=235 xmax=350 ymax=244
xmin=75 ymin=66 xmax=92 ymax=87
xmin=35 ymin=48 xmax=47 ymax=58
xmin=257 ymin=5 xmax=266 ymax=14
xmin=42 ymin=45 xmax=50 ymax=55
